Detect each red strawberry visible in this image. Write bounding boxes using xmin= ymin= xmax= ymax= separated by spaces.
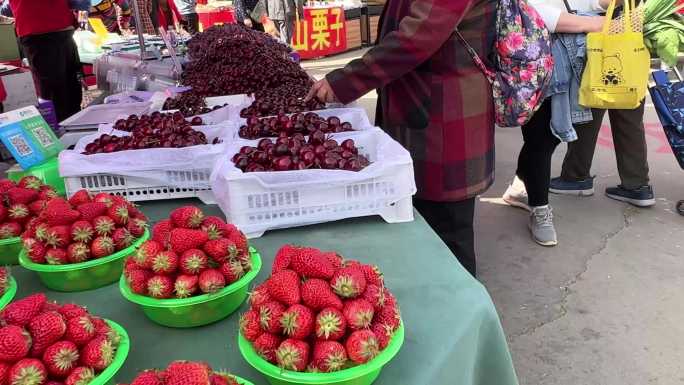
xmin=374 ymin=294 xmax=401 ymax=332
xmin=151 ymin=250 xmax=178 ymax=275
xmin=75 ymin=202 xmax=107 ymax=223
xmin=28 ymin=200 xmax=47 ymax=216
xmin=66 ymin=243 xmax=91 ymax=263
xmin=0 ymin=325 xmax=32 ymax=361
xmin=79 ymin=335 xmax=115 ymax=370
xmin=0 ymin=205 xmax=6 ymax=223
xmin=93 ymin=216 xmax=115 ymax=236
xmin=8 ymin=359 xmax=47 ymax=385
xmin=91 ymin=318 xmax=119 ymax=344
xmin=70 ymin=221 xmax=94 ymax=244
xmin=312 ymin=341 xmax=348 ymax=372
xmin=315 ymin=307 xmax=346 ymax=341
xmin=127 ymin=218 xmax=147 ymax=238
xmin=227 ymin=230 xmax=248 ymax=257
xmin=112 ymin=228 xmax=135 ymax=250
xmin=46 ymin=248 xmax=69 ymax=265
xmin=239 ymin=310 xmax=261 ymax=342
xmin=320 ymin=251 xmax=343 ymax=270
xmin=371 ymin=322 xmax=394 ymax=350
xmin=123 ymin=257 xmax=138 ymax=277
xmin=259 ymin=301 xmax=285 ymax=334
xmin=0 ymin=293 xmax=46 ymax=326
xmin=345 ymin=330 xmax=379 ymax=364
xmin=130 ymin=370 xmax=163 ymax=385
xmin=169 ymin=206 xmax=205 ymax=229
xmin=44 ymin=226 xmax=71 ymax=248
xmin=43 ymin=341 xmax=79 ymax=378
xmin=41 ymin=301 xmax=60 ymax=313
xmin=42 ymin=200 xmax=81 ymax=227
xmin=92 ymin=193 xmax=114 ymax=207
xmin=107 ymin=204 xmax=129 ymax=226
xmin=200 ymin=216 xmax=227 ymax=240
xmin=17 ymin=176 xmax=42 ymax=190
xmin=343 ymin=299 xmax=374 ymax=330
xmin=45 ymin=381 xmax=64 ymax=385
xmin=248 ymin=281 xmax=272 ymax=311
xmin=272 ymin=244 xmax=295 ymax=273
xmin=8 ymin=204 xmax=30 ymax=224
xmin=34 ymin=223 xmax=49 ymax=242
xmin=289 ymin=247 xmax=334 ymax=279
xmin=0 ymin=178 xmax=15 ymax=192
xmin=169 ymin=228 xmax=209 ymax=254
xmin=330 ymin=266 xmax=367 ymax=298
xmin=23 ymin=238 xmax=47 ymax=264
xmin=28 ymin=311 xmax=66 ymax=356
xmin=179 ymin=249 xmax=209 ymax=275
xmin=198 ymin=269 xmax=225 ymax=294
xmin=280 ymin=304 xmax=314 ymax=340
xmin=253 ymin=333 xmax=281 ymax=364
xmin=165 ymin=361 xmax=210 ymax=385
xmin=90 ymin=236 xmax=114 ymax=258
xmin=276 ymin=339 xmax=309 ymax=372
xmin=361 ymin=264 xmax=383 ymax=286
xmin=126 ymin=269 xmax=153 ymax=295
xmin=219 ymin=260 xmax=244 ymax=284
xmin=23 ymin=217 xmax=39 ymax=238
xmin=58 ymin=304 xmax=87 ymax=320
xmin=0 ymin=362 xmax=10 ymax=385
xmin=173 ymin=274 xmax=198 ymax=298
xmin=203 ymin=238 xmax=238 ymax=264
xmin=7 ymin=187 xmax=38 ymax=205
xmin=133 ymin=240 xmax=162 ymax=269
xmin=147 ymin=275 xmax=174 ymax=298
xmin=268 ymin=269 xmax=300 ymax=305
xmin=301 ymin=278 xmax=343 ymax=310
xmin=68 ymin=190 xmax=91 ymax=206
xmin=209 ymin=372 xmax=239 ymax=385
xmin=362 ymin=284 xmax=386 ymax=309
xmin=0 ymin=222 xmax=22 ymax=239
xmin=37 ymin=186 xmax=59 ymax=201
xmin=151 ymin=219 xmax=172 ymax=246
xmin=64 ymin=366 xmax=94 ymax=385
xmin=65 ymin=316 xmax=96 ymax=346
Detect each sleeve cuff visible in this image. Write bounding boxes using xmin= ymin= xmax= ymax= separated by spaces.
xmin=326 ymin=69 xmax=362 ymax=105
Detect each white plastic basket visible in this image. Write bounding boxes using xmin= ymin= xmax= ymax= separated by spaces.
xmin=211 ymin=129 xmax=417 ymax=238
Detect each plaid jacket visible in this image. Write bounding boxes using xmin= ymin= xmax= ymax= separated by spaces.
xmin=327 ymin=0 xmax=497 ymax=202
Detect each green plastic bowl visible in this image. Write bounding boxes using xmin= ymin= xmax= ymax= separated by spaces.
xmin=92 ymin=319 xmax=131 ymax=385
xmin=119 ymin=248 xmax=262 ymax=328
xmin=0 ymin=276 xmax=17 ymax=310
xmin=238 ymin=322 xmax=405 ymax=385
xmin=235 ymin=377 xmax=256 ymax=385
xmin=0 ymin=237 xmax=22 ymax=265
xmin=7 ymin=157 xmax=66 ymax=196
xmin=18 ymin=230 xmax=149 ymax=292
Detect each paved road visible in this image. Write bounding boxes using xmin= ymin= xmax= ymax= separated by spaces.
xmin=304 ymin=51 xmax=684 ymax=385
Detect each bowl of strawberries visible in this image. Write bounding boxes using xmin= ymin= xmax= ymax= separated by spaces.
xmin=17 ymin=190 xmax=150 ymax=292
xmin=120 ymin=360 xmax=256 ymax=385
xmin=0 ymin=176 xmax=61 ymax=265
xmin=0 ymin=267 xmax=17 ymax=310
xmin=119 ymin=205 xmax=262 ymax=328
xmin=237 ymin=245 xmax=404 ymax=385
xmin=0 ymin=293 xmax=130 ymax=385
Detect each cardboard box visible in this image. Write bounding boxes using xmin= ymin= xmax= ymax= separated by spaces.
xmin=0 ymin=68 xmax=38 ymax=112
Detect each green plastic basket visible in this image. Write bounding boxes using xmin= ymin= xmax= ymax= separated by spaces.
xmin=18 ymin=230 xmax=149 ymax=292
xmin=0 ymin=237 xmax=22 ymax=265
xmin=7 ymin=157 xmax=66 ymax=196
xmin=92 ymin=319 xmax=131 ymax=385
xmin=235 ymin=377 xmax=256 ymax=385
xmin=0 ymin=276 xmax=17 ymax=310
xmin=119 ymin=248 xmax=262 ymax=328
xmin=238 ymin=322 xmax=405 ymax=385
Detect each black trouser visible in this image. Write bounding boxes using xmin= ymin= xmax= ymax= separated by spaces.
xmin=20 ymin=29 xmax=82 ymax=122
xmin=414 ymin=198 xmax=477 ymax=277
xmin=179 ymin=12 xmax=199 ymax=34
xmin=516 ymin=99 xmax=561 ymax=207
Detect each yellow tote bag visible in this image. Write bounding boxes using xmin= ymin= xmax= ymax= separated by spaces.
xmin=579 ymin=0 xmax=650 ymax=109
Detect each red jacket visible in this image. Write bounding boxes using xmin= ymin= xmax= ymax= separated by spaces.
xmin=9 ymin=0 xmax=75 ymax=37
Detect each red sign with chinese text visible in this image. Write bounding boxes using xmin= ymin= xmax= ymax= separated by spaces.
xmin=292 ymin=7 xmax=347 ymax=59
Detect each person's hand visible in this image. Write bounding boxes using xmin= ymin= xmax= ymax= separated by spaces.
xmin=244 ymin=18 xmax=253 ymax=28
xmin=585 ymin=16 xmax=606 ymax=32
xmin=306 ymin=78 xmax=338 ymax=103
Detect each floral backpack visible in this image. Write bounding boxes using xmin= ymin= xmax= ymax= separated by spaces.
xmin=456 ymin=0 xmax=553 ymax=128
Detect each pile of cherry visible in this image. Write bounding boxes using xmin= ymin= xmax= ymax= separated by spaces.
xmin=239 ymin=112 xmax=354 ymax=139
xmin=162 ymin=92 xmax=228 ymax=117
xmin=83 ymin=112 xmax=216 ymax=155
xmin=232 ymin=134 xmax=370 ymax=172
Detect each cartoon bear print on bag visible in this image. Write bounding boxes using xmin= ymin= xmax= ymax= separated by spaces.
xmin=601 ymin=54 xmax=624 ymax=86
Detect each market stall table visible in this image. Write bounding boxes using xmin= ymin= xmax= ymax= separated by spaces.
xmin=11 ymin=200 xmax=518 ymax=385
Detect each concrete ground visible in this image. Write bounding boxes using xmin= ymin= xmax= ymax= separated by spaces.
xmin=304 ymin=51 xmax=684 ymax=385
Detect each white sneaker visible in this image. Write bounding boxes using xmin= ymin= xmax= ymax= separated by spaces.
xmin=503 ymin=176 xmax=531 ymax=212
xmin=529 ymin=205 xmax=558 ymax=247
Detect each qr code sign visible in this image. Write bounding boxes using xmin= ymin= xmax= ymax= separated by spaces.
xmin=31 ymin=127 xmax=55 ymax=147
xmin=9 ymin=134 xmax=33 ymax=156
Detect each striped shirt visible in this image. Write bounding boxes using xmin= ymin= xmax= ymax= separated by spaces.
xmin=90 ymin=0 xmax=132 ymax=32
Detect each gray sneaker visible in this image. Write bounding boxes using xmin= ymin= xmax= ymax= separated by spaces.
xmin=529 ymin=205 xmax=558 ymax=246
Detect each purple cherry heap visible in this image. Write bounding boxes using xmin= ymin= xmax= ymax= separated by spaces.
xmin=239 ymin=112 xmax=353 ymax=139
xmin=232 ymin=134 xmax=370 ymax=173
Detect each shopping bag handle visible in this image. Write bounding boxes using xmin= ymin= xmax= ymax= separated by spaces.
xmin=603 ymin=0 xmax=633 ymax=34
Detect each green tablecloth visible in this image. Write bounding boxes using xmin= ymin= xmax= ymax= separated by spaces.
xmin=11 ymin=200 xmax=518 ymax=385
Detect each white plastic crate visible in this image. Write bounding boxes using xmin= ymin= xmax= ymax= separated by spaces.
xmin=211 ymin=129 xmax=416 ymax=238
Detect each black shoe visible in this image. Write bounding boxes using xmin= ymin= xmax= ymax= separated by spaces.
xmin=605 ymin=185 xmax=655 ymax=207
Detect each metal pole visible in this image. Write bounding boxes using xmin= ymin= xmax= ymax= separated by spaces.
xmin=130 ymin=0 xmax=148 ymax=59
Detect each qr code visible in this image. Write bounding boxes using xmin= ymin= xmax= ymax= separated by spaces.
xmin=31 ymin=127 xmax=55 ymax=147
xmin=8 ymin=134 xmax=33 ymax=157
